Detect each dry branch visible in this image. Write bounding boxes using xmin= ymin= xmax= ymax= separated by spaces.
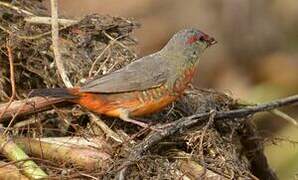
xmin=25 ymin=16 xmax=78 ymax=26
xmin=0 ymin=1 xmax=34 ymax=15
xmin=89 ymin=113 xmax=123 ymax=143
xmin=0 ymin=97 xmax=65 ymax=121
xmin=50 ymin=0 xmax=73 ymax=88
xmin=0 ymin=44 xmax=16 ymax=121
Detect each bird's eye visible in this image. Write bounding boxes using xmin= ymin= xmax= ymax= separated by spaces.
xmin=199 ymin=36 xmax=205 ymax=41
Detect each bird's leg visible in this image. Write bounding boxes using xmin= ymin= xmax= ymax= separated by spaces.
xmin=119 ymin=110 xmax=164 ymax=132
xmin=119 ymin=109 xmax=150 ymax=128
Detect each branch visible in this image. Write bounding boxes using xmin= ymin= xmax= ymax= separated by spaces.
xmin=25 ymin=16 xmax=77 ymax=26
xmin=0 ymin=97 xmax=65 ymax=122
xmin=0 ymin=43 xmax=16 ymax=120
xmin=50 ymin=0 xmax=73 ymax=88
xmin=0 ymin=1 xmax=34 ymax=16
xmin=117 ymin=94 xmax=298 ymax=177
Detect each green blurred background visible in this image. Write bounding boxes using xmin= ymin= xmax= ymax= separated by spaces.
xmin=44 ymin=0 xmax=298 ymax=179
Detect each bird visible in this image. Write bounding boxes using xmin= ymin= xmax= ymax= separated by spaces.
xmin=31 ymin=28 xmax=216 ymax=128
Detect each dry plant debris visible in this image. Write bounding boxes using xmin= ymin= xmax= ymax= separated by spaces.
xmin=0 ymin=0 xmax=138 ymax=101
xmin=0 ymin=0 xmax=297 ymax=179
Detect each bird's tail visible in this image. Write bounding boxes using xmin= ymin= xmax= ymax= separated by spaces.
xmin=30 ymin=88 xmax=80 ymax=99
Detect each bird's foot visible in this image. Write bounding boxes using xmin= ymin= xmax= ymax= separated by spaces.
xmin=119 ymin=110 xmax=162 ymax=131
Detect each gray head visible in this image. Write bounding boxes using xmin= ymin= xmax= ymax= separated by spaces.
xmin=162 ymin=28 xmax=216 ymax=58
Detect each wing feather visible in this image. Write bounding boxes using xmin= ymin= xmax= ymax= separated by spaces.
xmin=80 ymin=53 xmax=169 ymax=93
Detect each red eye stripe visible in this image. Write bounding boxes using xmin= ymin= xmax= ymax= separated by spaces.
xmin=186 ymin=35 xmax=198 ymax=45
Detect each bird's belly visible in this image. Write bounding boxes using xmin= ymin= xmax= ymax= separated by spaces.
xmin=106 ymin=87 xmax=178 ymax=117
xmin=130 ymin=93 xmax=177 ymax=116
xmin=73 ymin=86 xmax=178 ymax=117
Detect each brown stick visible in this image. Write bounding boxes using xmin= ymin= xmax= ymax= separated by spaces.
xmin=50 ymin=0 xmax=73 ymax=88
xmin=0 ymin=97 xmax=65 ymax=121
xmin=0 ymin=1 xmax=34 ymax=16
xmin=0 ymin=43 xmax=16 ymax=121
xmin=25 ymin=16 xmax=77 ymax=26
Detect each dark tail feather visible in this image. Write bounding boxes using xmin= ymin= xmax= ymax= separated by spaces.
xmin=29 ymin=88 xmax=78 ymax=99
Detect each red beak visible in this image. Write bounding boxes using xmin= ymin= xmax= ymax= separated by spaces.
xmin=205 ymin=36 xmax=217 ymax=47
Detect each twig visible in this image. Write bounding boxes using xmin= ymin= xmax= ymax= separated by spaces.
xmin=0 ymin=1 xmax=34 ymax=16
xmin=237 ymin=100 xmax=297 ymax=126
xmin=0 ymin=43 xmax=16 ymax=123
xmin=50 ymin=0 xmax=73 ymax=88
xmin=1 ymin=16 xmax=77 ymax=40
xmin=25 ymin=16 xmax=78 ymax=26
xmin=184 ymin=110 xmax=216 ymax=169
xmin=89 ymin=33 xmax=130 ymax=77
xmin=2 ymin=42 xmax=17 ymax=134
xmin=88 ymin=44 xmax=112 ymax=77
xmin=0 ymin=24 xmax=63 ymax=40
xmin=0 ymin=97 xmax=65 ymax=121
xmin=19 ymin=24 xmax=75 ymax=40
xmin=0 ymin=13 xmax=76 ymax=41
xmin=102 ymin=31 xmax=135 ymax=57
xmin=0 ymin=24 xmax=12 ymax=35
xmin=198 ymin=110 xmax=215 ymax=155
xmin=270 ymin=109 xmax=297 ymax=126
xmin=13 ymin=117 xmax=41 ymax=128
xmin=89 ymin=113 xmax=123 ymax=143
xmin=94 ymin=48 xmax=112 ymax=76
xmin=116 ymin=94 xmax=298 ymax=178
xmin=197 ymin=110 xmax=216 ymax=178
xmin=3 ymin=104 xmax=25 ymax=135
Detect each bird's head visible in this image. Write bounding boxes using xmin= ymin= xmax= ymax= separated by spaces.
xmin=163 ymin=28 xmax=217 ymax=63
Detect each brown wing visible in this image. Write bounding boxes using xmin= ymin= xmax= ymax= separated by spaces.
xmin=80 ymin=53 xmax=170 ymax=93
